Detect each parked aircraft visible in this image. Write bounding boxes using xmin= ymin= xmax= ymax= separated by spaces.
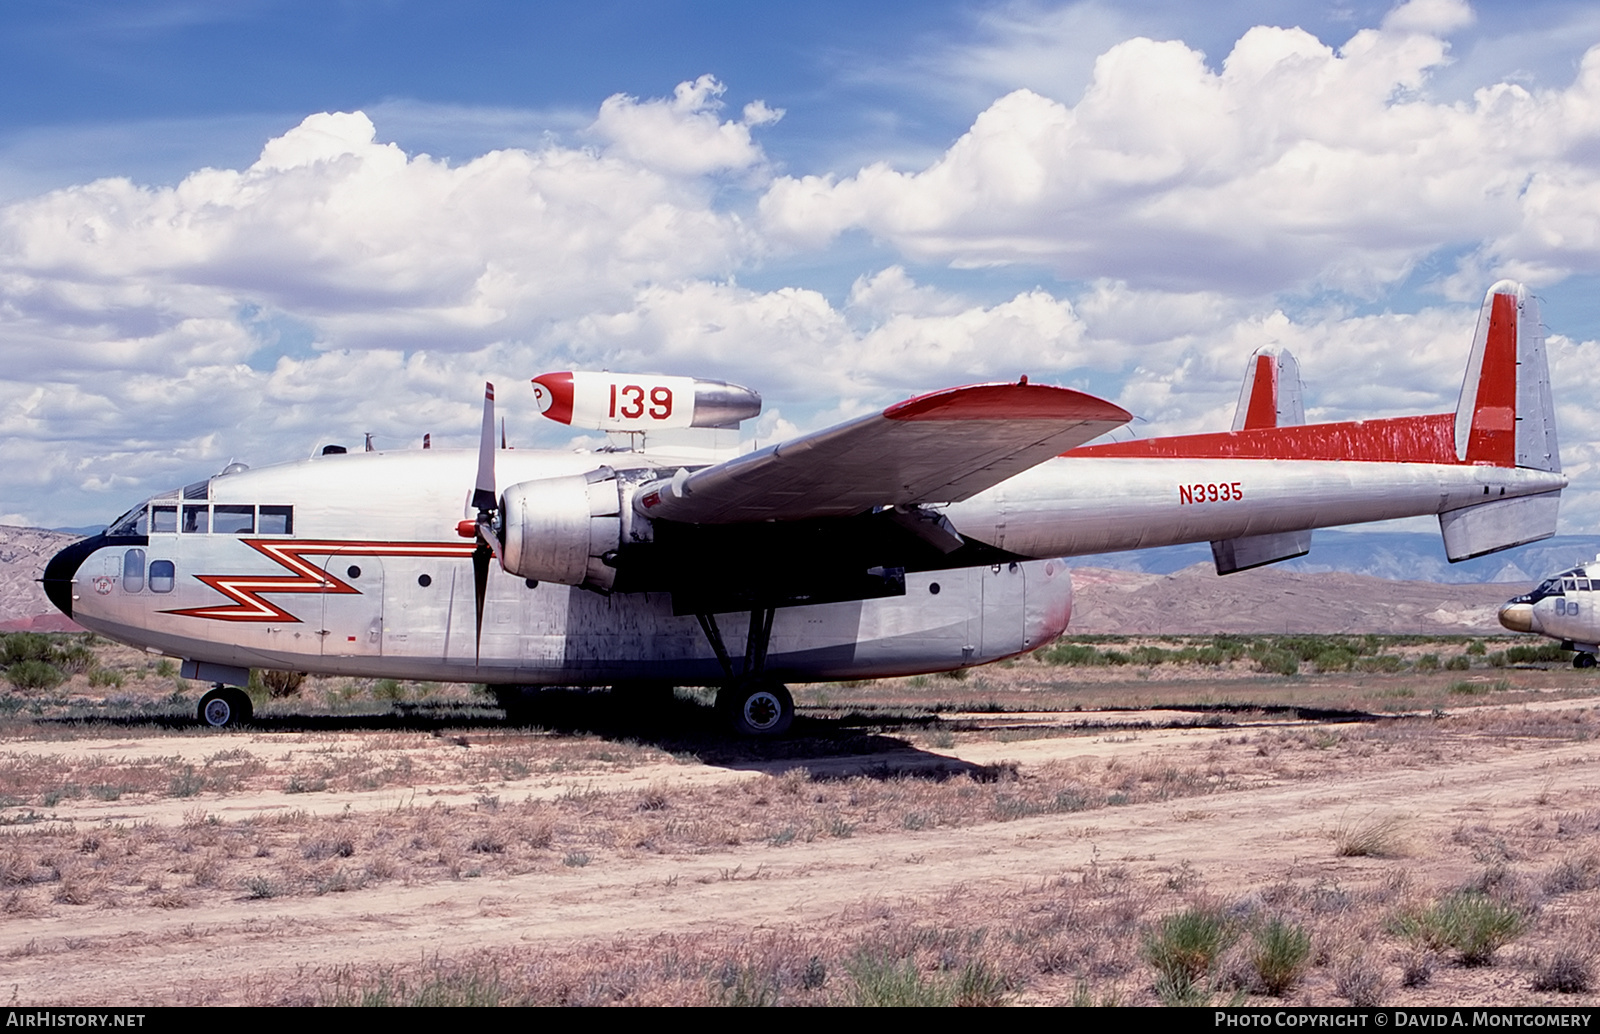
xmin=42 ymin=281 xmax=1566 ymax=734
xmin=1498 ymin=559 xmax=1600 ymax=667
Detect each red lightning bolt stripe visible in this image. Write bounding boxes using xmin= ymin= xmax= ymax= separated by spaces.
xmin=165 ymin=539 xmax=478 ymax=622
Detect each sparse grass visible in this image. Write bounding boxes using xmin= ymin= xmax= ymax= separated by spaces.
xmin=1332 ymin=814 xmax=1406 ymax=857
xmin=1248 ymin=918 xmax=1311 ymax=996
xmin=1390 ymin=891 xmax=1528 ymax=966
xmin=1142 ymin=905 xmax=1235 ymax=1002
xmin=843 ymin=950 xmax=1008 ymax=1007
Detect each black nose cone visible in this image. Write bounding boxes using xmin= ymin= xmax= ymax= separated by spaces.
xmin=42 ymin=534 xmax=104 ymax=619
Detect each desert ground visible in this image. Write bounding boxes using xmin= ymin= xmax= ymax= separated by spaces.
xmin=2 ymin=631 xmax=1599 ymax=1007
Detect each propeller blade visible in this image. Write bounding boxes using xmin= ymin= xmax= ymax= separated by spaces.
xmin=473 ymin=382 xmax=497 ymax=513
xmin=473 ymin=540 xmax=491 ymax=663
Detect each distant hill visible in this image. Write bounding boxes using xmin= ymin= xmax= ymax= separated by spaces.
xmin=1063 ymin=530 xmax=1600 ymax=586
xmin=1067 ymin=564 xmax=1515 ymax=636
xmin=0 ymin=525 xmax=81 ymax=631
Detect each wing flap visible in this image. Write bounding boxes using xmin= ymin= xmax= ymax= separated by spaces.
xmin=635 ymin=382 xmax=1130 ymax=524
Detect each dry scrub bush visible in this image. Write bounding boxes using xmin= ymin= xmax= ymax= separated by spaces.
xmin=1530 ymin=947 xmax=1594 ymax=994
xmin=1332 ymin=954 xmax=1389 ymax=1006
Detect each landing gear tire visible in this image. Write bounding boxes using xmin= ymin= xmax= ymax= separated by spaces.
xmin=198 ymin=686 xmax=252 ymax=728
xmin=717 ymin=680 xmax=793 ymax=738
xmin=1575 ymin=653 xmax=1597 ymax=669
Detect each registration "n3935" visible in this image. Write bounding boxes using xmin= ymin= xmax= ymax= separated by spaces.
xmin=1179 ymin=482 xmax=1243 ymax=504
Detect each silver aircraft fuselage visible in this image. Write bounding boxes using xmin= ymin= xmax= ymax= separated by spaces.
xmin=47 ymin=441 xmax=1566 ymax=687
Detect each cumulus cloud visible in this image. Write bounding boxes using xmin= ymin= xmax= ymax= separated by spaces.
xmin=760 ymin=11 xmax=1600 ymax=296
xmin=589 ymin=74 xmax=782 ymax=177
xmin=0 ymin=96 xmax=766 ymax=360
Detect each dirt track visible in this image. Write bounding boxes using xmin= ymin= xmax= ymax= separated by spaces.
xmin=4 ymin=687 xmax=1600 ymax=1006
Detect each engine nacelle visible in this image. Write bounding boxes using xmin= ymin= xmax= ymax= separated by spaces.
xmin=500 ymin=467 xmax=622 ymax=591
xmin=531 ymin=371 xmax=761 ymax=431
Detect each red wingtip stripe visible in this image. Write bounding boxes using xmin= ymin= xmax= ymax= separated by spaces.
xmin=883 ymin=382 xmax=1131 ymax=423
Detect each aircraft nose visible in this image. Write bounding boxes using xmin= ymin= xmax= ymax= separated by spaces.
xmin=1498 ymin=602 xmax=1536 ymax=634
xmin=41 ymin=534 xmax=103 ymax=619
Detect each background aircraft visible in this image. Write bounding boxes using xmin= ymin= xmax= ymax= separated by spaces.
xmin=1498 ymin=558 xmax=1600 ymax=667
xmin=42 ymin=281 xmax=1566 ymax=735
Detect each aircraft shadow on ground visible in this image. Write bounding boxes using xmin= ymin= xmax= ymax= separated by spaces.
xmin=36 ymin=690 xmax=1009 ymax=780
xmin=35 ymin=693 xmax=1385 ymax=780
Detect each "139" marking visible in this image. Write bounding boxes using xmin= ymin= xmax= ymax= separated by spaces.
xmin=1179 ymin=482 xmax=1243 ymax=504
xmin=608 ymin=384 xmax=674 ymax=420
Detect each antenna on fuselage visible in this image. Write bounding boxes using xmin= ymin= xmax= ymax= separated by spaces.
xmin=364 ymin=433 xmax=375 ymax=452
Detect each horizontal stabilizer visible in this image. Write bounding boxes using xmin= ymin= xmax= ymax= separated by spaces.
xmin=1211 ymin=530 xmax=1311 ymax=575
xmin=1439 ymin=491 xmax=1561 ymax=562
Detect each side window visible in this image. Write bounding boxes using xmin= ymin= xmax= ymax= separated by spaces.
xmin=213 ymin=505 xmax=255 ymax=535
xmin=182 ymin=505 xmax=209 ymax=534
xmin=122 ymin=549 xmax=145 ymax=593
xmin=259 ymin=506 xmax=293 ymax=535
xmin=149 ymin=560 xmax=175 ymax=593
xmin=151 ymin=505 xmax=178 ymax=534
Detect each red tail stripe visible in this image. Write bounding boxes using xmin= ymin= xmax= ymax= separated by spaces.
xmin=1068 ymin=412 xmax=1459 ymax=463
xmin=1242 ymin=354 xmax=1278 ymax=430
xmin=1465 ymin=292 xmax=1518 ymax=467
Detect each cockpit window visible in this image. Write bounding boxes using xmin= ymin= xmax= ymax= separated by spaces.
xmin=182 ymin=505 xmax=209 ymax=534
xmin=108 ymin=503 xmax=148 ymax=537
xmin=182 ymin=479 xmax=210 ymax=500
xmin=151 ymin=505 xmax=178 ymax=534
xmin=213 ymin=505 xmax=254 ymax=534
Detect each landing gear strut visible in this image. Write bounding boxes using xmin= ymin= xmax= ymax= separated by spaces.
xmin=697 ymin=607 xmax=793 ymax=737
xmin=198 ymin=684 xmax=253 ymax=728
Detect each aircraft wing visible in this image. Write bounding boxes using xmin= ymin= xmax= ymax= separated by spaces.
xmin=635 ymin=381 xmax=1131 ymax=524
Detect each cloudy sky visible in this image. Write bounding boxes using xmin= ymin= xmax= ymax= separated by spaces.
xmin=5 ymin=0 xmax=1600 ymax=536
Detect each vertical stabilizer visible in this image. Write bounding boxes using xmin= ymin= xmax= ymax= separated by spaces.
xmin=1215 ymin=348 xmax=1309 ymax=573
xmin=1232 ymin=348 xmax=1305 ymax=430
xmin=1454 ymin=281 xmax=1560 ymax=472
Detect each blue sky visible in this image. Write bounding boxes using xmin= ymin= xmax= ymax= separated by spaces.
xmin=5 ymin=0 xmax=1600 ymax=534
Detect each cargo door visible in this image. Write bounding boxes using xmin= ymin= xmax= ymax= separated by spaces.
xmin=980 ymin=561 xmax=1027 ymax=658
xmin=321 ymin=553 xmax=384 ymax=657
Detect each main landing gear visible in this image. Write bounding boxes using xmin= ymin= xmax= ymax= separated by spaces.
xmin=1574 ymin=653 xmax=1597 ymax=670
xmin=696 ymin=607 xmax=794 ymax=737
xmin=198 ymin=684 xmax=253 ymax=728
